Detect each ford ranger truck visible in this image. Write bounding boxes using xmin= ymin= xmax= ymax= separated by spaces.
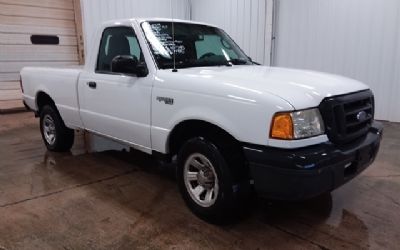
xmin=20 ymin=18 xmax=383 ymax=222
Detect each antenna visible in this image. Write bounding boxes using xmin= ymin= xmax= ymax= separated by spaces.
xmin=171 ymin=0 xmax=177 ymax=72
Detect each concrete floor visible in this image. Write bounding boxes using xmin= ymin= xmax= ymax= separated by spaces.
xmin=0 ymin=112 xmax=399 ymax=250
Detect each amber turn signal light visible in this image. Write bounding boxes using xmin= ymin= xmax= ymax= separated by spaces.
xmin=270 ymin=113 xmax=294 ymax=139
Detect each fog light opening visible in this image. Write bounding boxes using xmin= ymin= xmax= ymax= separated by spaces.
xmin=344 ymin=162 xmax=357 ymax=177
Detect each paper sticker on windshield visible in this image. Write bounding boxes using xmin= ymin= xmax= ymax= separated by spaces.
xmin=149 ymin=23 xmax=186 ymax=57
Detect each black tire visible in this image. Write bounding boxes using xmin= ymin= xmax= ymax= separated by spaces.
xmin=39 ymin=105 xmax=74 ymax=152
xmin=177 ymin=137 xmax=248 ymax=224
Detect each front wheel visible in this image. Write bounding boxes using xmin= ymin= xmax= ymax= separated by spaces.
xmin=40 ymin=105 xmax=74 ymax=152
xmin=177 ymin=137 xmax=245 ymax=223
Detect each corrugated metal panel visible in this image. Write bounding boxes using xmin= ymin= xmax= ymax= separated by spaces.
xmin=190 ymin=0 xmax=273 ymax=65
xmin=81 ymin=0 xmax=190 ymax=54
xmin=274 ymin=0 xmax=400 ymax=122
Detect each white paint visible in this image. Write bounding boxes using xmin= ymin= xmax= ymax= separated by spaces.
xmin=78 ymin=1 xmax=191 ymax=153
xmin=21 ymin=66 xmax=84 ymax=128
xmin=80 ymin=0 xmax=190 ymax=58
xmin=22 ymin=18 xmax=374 ymax=153
xmin=190 ymin=0 xmax=274 ymax=65
xmin=273 ymin=0 xmax=400 ymax=122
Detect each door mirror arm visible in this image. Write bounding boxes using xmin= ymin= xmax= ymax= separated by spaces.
xmin=136 ymin=62 xmax=149 ymax=77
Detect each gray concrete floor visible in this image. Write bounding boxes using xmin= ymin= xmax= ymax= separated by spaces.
xmin=0 ymin=112 xmax=399 ymax=250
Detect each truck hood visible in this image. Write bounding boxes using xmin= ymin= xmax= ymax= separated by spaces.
xmin=176 ymin=66 xmax=369 ymax=109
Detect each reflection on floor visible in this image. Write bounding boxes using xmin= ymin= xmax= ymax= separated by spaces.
xmin=0 ymin=112 xmax=399 ymax=249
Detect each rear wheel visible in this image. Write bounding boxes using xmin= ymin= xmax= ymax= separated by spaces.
xmin=40 ymin=105 xmax=74 ymax=152
xmin=177 ymin=137 xmax=248 ymax=223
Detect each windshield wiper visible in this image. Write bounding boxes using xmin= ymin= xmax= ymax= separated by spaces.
xmin=160 ymin=59 xmax=252 ymax=69
xmin=226 ymin=58 xmax=250 ymax=66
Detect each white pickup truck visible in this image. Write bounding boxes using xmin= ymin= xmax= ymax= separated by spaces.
xmin=21 ymin=18 xmax=382 ymax=222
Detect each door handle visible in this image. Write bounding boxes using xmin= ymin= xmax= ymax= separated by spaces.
xmin=87 ymin=81 xmax=97 ymax=89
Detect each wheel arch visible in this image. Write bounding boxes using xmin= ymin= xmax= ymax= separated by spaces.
xmin=167 ymin=119 xmax=242 ymax=157
xmin=36 ymin=91 xmax=56 ymax=113
xmin=170 ymin=119 xmax=251 ymax=195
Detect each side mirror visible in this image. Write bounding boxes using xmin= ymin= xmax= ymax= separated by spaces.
xmin=111 ymin=55 xmax=148 ymax=77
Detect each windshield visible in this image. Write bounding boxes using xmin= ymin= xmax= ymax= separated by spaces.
xmin=141 ymin=21 xmax=252 ymax=69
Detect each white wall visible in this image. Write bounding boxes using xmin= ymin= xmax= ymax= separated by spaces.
xmin=80 ymin=0 xmax=190 ymax=56
xmin=190 ymin=0 xmax=274 ymax=65
xmin=273 ymin=0 xmax=400 ymax=122
xmin=81 ymin=0 xmax=274 ymax=65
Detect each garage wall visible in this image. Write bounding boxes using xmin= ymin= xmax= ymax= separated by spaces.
xmin=190 ymin=0 xmax=274 ymax=65
xmin=0 ymin=0 xmax=80 ymax=104
xmin=80 ymin=0 xmax=190 ymax=57
xmin=80 ymin=0 xmax=274 ymax=65
xmin=273 ymin=0 xmax=400 ymax=122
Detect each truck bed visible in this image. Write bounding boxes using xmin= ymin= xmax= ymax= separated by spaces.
xmin=21 ymin=66 xmax=84 ymax=128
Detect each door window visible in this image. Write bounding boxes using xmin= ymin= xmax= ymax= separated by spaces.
xmin=96 ymin=27 xmax=144 ymax=73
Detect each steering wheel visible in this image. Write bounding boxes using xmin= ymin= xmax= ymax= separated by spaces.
xmin=199 ymin=52 xmax=216 ymax=60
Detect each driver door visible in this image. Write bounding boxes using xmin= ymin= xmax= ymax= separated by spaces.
xmin=78 ymin=26 xmax=152 ymax=151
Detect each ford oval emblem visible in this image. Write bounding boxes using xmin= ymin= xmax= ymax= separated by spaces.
xmin=356 ymin=111 xmax=367 ymax=121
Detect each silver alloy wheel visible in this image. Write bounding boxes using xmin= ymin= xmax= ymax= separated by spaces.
xmin=183 ymin=153 xmax=219 ymax=207
xmin=43 ymin=114 xmax=56 ymax=145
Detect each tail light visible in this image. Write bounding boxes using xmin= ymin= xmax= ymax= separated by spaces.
xmin=20 ymin=75 xmax=24 ymax=93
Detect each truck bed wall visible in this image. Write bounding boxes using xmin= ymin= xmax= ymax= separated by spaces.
xmin=21 ymin=67 xmax=84 ymax=129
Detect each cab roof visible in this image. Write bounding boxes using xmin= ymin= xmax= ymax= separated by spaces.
xmin=101 ymin=17 xmax=217 ymax=28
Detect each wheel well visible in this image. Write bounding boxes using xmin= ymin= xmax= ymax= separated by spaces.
xmin=36 ymin=92 xmax=55 ymax=113
xmin=168 ymin=120 xmax=241 ymax=156
xmin=168 ymin=120 xmax=248 ymax=182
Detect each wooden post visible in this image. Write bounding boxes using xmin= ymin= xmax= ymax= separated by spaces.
xmin=73 ymin=0 xmax=85 ymax=65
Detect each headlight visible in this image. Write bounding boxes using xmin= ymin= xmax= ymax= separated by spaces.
xmin=270 ymin=108 xmax=325 ymax=140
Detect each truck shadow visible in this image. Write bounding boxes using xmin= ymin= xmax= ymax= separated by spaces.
xmin=35 ymin=148 xmax=369 ymax=249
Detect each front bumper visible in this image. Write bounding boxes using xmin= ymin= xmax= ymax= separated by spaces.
xmin=243 ymin=121 xmax=383 ymax=200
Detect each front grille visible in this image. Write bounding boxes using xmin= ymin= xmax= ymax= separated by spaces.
xmin=319 ymin=90 xmax=374 ymax=145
